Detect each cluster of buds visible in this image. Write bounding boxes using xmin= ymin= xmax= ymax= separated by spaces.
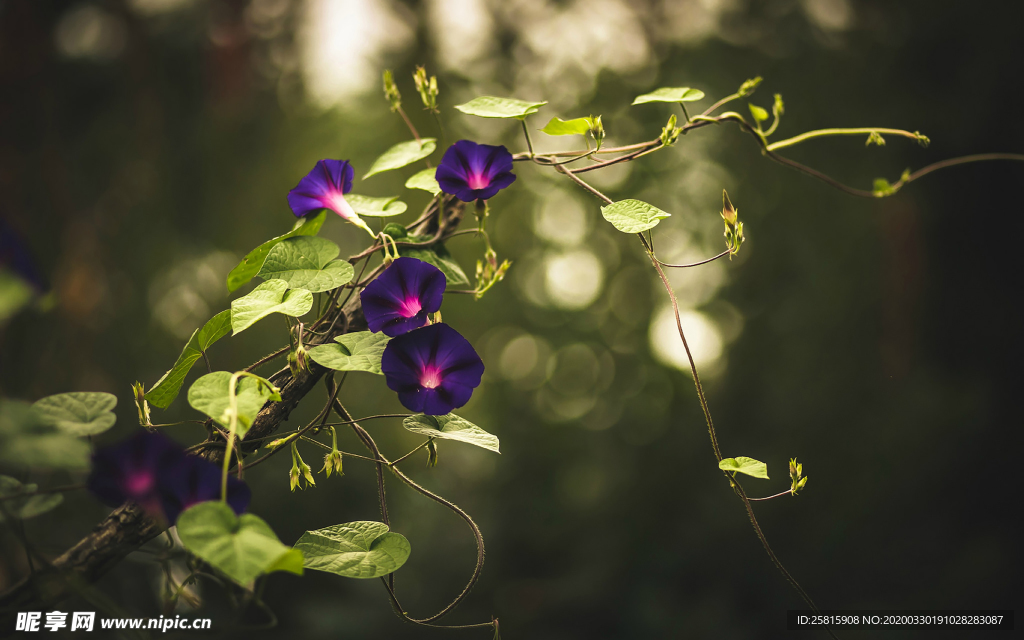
xmin=289 ymin=441 xmax=315 ymax=492
xmin=320 ymin=427 xmax=344 ymax=478
xmin=738 ymin=76 xmax=763 ymax=98
xmin=383 ymin=69 xmax=402 ymax=112
xmin=721 ymin=190 xmax=745 ymax=258
xmin=413 ymin=66 xmax=439 ymax=113
xmin=660 ymin=114 xmax=681 ymax=147
xmin=589 ymin=115 xmax=605 ymax=149
xmin=132 ymin=381 xmax=151 ymax=427
xmin=475 ymin=247 xmax=511 ymax=300
xmin=287 ymin=322 xmax=310 ymax=378
xmin=789 ymin=457 xmax=808 ymax=495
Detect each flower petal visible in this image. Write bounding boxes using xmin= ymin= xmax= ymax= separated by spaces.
xmin=361 ymin=258 xmax=446 ymax=337
xmin=381 ymin=323 xmax=484 ymax=415
xmin=436 ymin=141 xmax=515 ymax=202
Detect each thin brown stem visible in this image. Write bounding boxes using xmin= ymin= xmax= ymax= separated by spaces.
xmin=748 ymin=488 xmax=794 ymax=501
xmin=657 ymin=249 xmax=731 ymax=269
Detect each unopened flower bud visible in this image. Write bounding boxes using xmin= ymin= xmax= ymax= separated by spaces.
xmin=426 ymin=439 xmax=439 ymax=468
xmin=289 ymin=442 xmax=315 ymax=491
xmin=320 ymin=427 xmax=344 ymax=478
xmin=738 ymin=76 xmax=763 ymax=97
xmin=383 ymin=69 xmax=401 ymax=112
xmin=132 ymin=381 xmax=151 ymax=427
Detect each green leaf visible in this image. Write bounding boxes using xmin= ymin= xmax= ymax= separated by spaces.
xmin=719 ymin=456 xmax=769 ymax=479
xmin=177 ymin=502 xmax=302 ymax=586
xmin=32 ymin=392 xmax=117 ymax=436
xmin=230 ymin=280 xmax=313 ymax=335
xmin=265 ymin=548 xmax=305 ymax=575
xmin=748 ymin=103 xmax=769 ymax=123
xmin=540 ymin=117 xmax=593 ymax=136
xmin=364 ymin=139 xmax=437 ymax=179
xmin=187 ymin=372 xmax=278 ymax=437
xmin=401 ymin=245 xmax=469 ymax=288
xmin=294 ymin=521 xmax=411 ymax=579
xmin=307 ymin=331 xmax=390 ymax=375
xmin=454 ymin=96 xmax=547 ymax=119
xmin=0 ymin=476 xmax=64 ymax=521
xmin=632 ymin=87 xmax=705 ymax=105
xmin=600 ymin=199 xmax=671 ymax=234
xmin=404 ymin=168 xmax=441 ymax=196
xmin=147 ymin=310 xmax=233 ymax=409
xmin=385 ymin=226 xmax=471 ymax=288
xmin=0 ymin=401 xmax=91 ymax=469
xmin=0 ymin=270 xmax=34 ymax=322
xmin=257 ymin=237 xmax=354 ymax=293
xmin=226 ymin=211 xmax=326 ymax=292
xmin=403 ymin=414 xmax=500 ymax=453
xmin=873 ymin=177 xmax=896 ymax=197
xmin=345 ymin=194 xmax=408 ymax=217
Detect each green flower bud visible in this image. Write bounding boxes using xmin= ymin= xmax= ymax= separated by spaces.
xmin=738 ymin=76 xmax=763 ymax=97
xmin=132 ymin=381 xmax=151 ymax=427
xmin=320 ymin=427 xmax=344 ymax=478
xmin=383 ymin=69 xmax=401 ymax=112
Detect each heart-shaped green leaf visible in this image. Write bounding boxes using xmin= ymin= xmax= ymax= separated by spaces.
xmin=632 ymin=87 xmax=705 ymax=105
xmin=0 ymin=271 xmax=33 ymax=322
xmin=345 ymin=194 xmax=408 ymax=217
xmin=405 ymin=168 xmax=441 ymax=196
xmin=176 ymin=502 xmax=303 ymax=586
xmin=748 ymin=103 xmax=769 ymax=123
xmin=32 ymin=392 xmax=117 ymax=436
xmin=226 ymin=211 xmax=326 ymax=292
xmin=307 ymin=331 xmax=390 ymax=375
xmin=148 ymin=310 xmax=233 ymax=408
xmin=364 ymin=139 xmax=437 ymax=179
xmin=0 ymin=401 xmax=91 ymax=470
xmin=0 ymin=476 xmax=64 ymax=521
xmin=403 ymin=414 xmax=500 ymax=453
xmin=257 ymin=237 xmax=354 ymax=293
xmin=600 ymin=199 xmax=671 ymax=234
xmin=294 ymin=521 xmax=411 ymax=579
xmin=455 ymin=96 xmax=547 ymax=119
xmin=540 ymin=116 xmax=593 ymax=136
xmin=230 ymin=279 xmax=313 ymax=335
xmin=187 ymin=372 xmax=278 ymax=437
xmin=719 ymin=456 xmax=769 ymax=479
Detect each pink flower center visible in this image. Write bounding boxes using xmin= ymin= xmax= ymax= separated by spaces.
xmin=419 ymin=366 xmax=443 ymax=389
xmin=125 ymin=470 xmax=154 ymax=496
xmin=398 ymin=296 xmax=423 ymax=318
xmin=325 ymin=191 xmax=357 ymax=222
xmin=466 ymin=172 xmax=489 ymax=190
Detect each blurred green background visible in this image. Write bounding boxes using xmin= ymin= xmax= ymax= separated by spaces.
xmin=2 ymin=0 xmax=1022 ymax=637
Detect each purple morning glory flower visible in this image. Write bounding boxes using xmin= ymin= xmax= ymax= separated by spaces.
xmin=360 ymin=257 xmax=446 ymax=337
xmin=87 ymin=430 xmax=184 ymax=518
xmin=381 ymin=323 xmax=485 ymax=415
xmin=87 ymin=430 xmax=251 ymax=523
xmin=435 ymin=140 xmax=516 ymax=202
xmin=159 ymin=455 xmax=251 ymax=523
xmin=287 ymin=159 xmax=372 ymax=234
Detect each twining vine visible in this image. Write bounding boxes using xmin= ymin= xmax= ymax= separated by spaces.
xmin=1 ymin=68 xmax=1022 ymax=640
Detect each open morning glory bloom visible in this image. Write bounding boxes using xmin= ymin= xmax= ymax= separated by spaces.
xmin=360 ymin=257 xmax=446 ymax=337
xmin=435 ymin=140 xmax=516 ymax=202
xmin=87 ymin=430 xmax=185 ymax=518
xmin=287 ymin=159 xmax=372 ymax=234
xmin=159 ymin=454 xmax=251 ymax=523
xmin=381 ymin=323 xmax=485 ymax=415
xmin=87 ymin=430 xmax=250 ymax=523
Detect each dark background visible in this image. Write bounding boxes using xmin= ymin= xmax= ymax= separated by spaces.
xmin=1 ymin=0 xmax=1022 ymax=638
